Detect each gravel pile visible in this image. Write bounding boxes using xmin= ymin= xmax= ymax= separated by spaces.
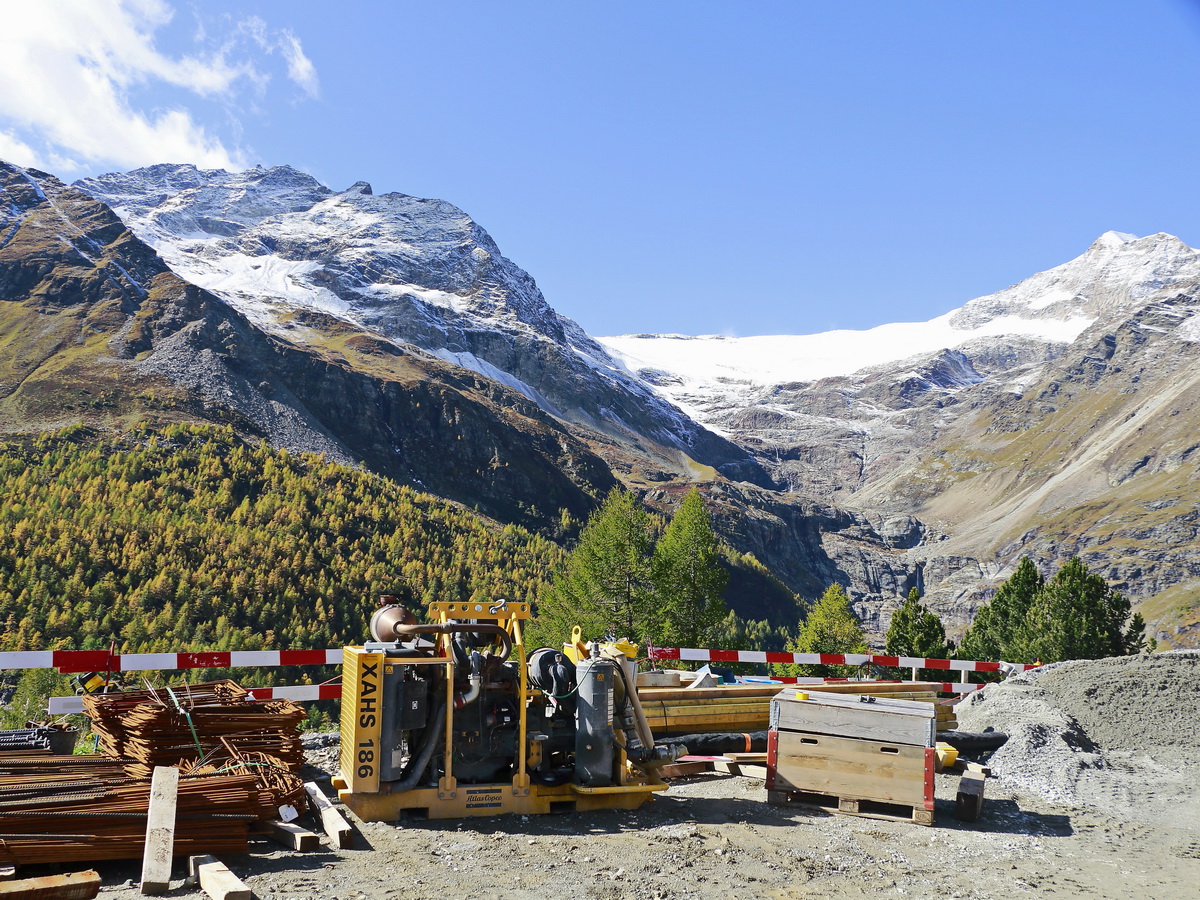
xmin=956 ymin=651 xmax=1200 ymax=823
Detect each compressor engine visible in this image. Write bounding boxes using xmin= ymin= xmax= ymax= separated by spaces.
xmin=336 ymin=600 xmax=682 ymax=819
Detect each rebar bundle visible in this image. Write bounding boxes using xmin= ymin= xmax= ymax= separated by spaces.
xmin=0 ymin=724 xmax=78 ymax=757
xmin=82 ymin=680 xmax=306 ymax=777
xmin=0 ymin=747 xmax=308 ymax=867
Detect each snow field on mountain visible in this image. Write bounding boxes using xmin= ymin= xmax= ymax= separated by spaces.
xmin=600 ymin=310 xmax=1096 ymax=394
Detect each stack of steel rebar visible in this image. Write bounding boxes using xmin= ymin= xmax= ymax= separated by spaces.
xmin=82 ymin=680 xmax=306 ymax=777
xmin=0 ymin=724 xmax=78 ymax=757
xmin=0 ymin=743 xmax=307 ymax=867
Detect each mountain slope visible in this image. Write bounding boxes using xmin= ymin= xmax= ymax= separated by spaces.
xmin=75 ymin=164 xmax=766 ymax=485
xmin=601 ymin=234 xmax=1200 ymax=645
xmin=3 ymin=159 xmax=937 ymax=640
xmin=0 ymin=161 xmax=618 ymax=530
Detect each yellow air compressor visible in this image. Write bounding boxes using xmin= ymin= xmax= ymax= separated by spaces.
xmin=332 ymin=600 xmax=682 ymax=820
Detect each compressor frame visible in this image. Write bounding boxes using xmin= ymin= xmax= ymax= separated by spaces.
xmin=332 ymin=600 xmax=667 ymax=820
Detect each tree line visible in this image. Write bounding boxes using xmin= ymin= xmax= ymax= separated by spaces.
xmin=535 ymin=486 xmax=1153 ymax=672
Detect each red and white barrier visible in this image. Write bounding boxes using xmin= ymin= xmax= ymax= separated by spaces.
xmin=14 ymin=644 xmax=1030 ymax=715
xmin=2 ymin=646 xmax=1034 ymax=676
xmin=647 ymin=646 xmax=1037 ymax=674
xmin=47 ymin=682 xmax=343 ymax=715
xmin=0 ymin=649 xmax=341 ymax=673
xmin=768 ymin=676 xmax=984 ymax=693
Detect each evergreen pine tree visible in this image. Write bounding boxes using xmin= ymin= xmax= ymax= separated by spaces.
xmin=649 ymin=489 xmax=728 ymax=648
xmin=885 ymin=587 xmax=951 ymax=678
xmin=780 ymin=584 xmax=868 ymax=677
xmin=1012 ymin=557 xmax=1135 ymax=663
xmin=533 ymin=488 xmax=655 ymax=646
xmin=958 ymin=556 xmax=1043 ymax=663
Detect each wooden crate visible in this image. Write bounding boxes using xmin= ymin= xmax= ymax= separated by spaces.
xmin=766 ymin=730 xmax=935 ymax=824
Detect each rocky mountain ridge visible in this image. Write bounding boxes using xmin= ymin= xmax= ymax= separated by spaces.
xmin=3 ymin=159 xmax=929 ymax=638
xmin=601 ymin=233 xmax=1200 ymax=644
xmin=75 ymin=164 xmax=765 ymax=487
xmin=7 ymin=157 xmax=1197 ymax=647
xmin=0 ymin=161 xmax=620 ymax=531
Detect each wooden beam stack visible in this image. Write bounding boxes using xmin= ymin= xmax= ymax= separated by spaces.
xmin=638 ymin=681 xmax=957 ymax=736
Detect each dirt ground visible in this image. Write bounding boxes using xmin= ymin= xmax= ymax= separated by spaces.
xmin=64 ymin=653 xmax=1200 ymax=899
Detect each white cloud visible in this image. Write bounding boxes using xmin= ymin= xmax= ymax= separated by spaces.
xmin=0 ymin=0 xmax=318 ymax=175
xmin=279 ymin=31 xmax=320 ymax=99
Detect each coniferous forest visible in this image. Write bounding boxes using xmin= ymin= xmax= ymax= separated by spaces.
xmin=0 ymin=423 xmax=564 ymax=658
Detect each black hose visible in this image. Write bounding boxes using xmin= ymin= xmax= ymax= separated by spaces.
xmin=390 ymin=701 xmax=447 ymax=793
xmin=657 ymin=731 xmax=769 ymax=754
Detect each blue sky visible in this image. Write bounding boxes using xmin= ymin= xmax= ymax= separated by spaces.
xmin=2 ymin=1 xmax=1199 ymax=338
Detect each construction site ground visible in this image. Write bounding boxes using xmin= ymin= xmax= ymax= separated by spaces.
xmin=79 ymin=652 xmax=1200 ymax=899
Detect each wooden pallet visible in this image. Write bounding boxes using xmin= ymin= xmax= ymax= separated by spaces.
xmin=767 ymin=787 xmax=934 ymax=826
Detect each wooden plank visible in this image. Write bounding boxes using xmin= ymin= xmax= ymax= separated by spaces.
xmin=139 ymin=765 xmax=179 ymax=895
xmin=0 ymin=870 xmax=100 ymax=899
xmin=643 ymin=691 xmax=782 ymax=705
xmin=645 ymin=701 xmax=771 ymax=717
xmin=771 ymin=696 xmax=935 ymax=747
xmin=644 ymin=714 xmax=767 ymax=730
xmin=188 ymin=856 xmax=250 ymax=900
xmin=778 ymin=689 xmax=937 ymax=715
xmin=955 ymin=772 xmax=986 ymax=822
xmin=769 ymin=731 xmax=931 ymax=806
xmin=778 ymin=682 xmax=948 ymax=696
xmin=304 ymin=782 xmax=353 ymax=849
xmin=252 ymin=820 xmax=321 ymax=851
xmin=713 ymin=760 xmax=768 ymax=779
xmin=947 ymin=759 xmax=992 ymax=777
xmin=658 ymin=760 xmax=714 ymax=778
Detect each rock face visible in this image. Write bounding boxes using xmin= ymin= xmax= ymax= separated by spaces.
xmin=75 ymin=164 xmax=767 ymax=486
xmin=0 ymin=161 xmax=619 ymax=530
xmin=601 ymin=234 xmax=1200 ymax=645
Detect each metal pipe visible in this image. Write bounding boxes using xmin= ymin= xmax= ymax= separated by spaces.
xmin=389 ymin=621 xmax=512 ymax=660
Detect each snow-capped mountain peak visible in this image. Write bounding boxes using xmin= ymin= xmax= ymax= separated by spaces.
xmin=75 ymin=164 xmax=757 ymax=477
xmin=599 ymin=232 xmax=1200 ymax=420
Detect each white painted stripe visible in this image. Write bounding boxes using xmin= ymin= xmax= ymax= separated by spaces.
xmin=268 ymin=686 xmax=322 ymax=701
xmin=0 ymin=651 xmax=53 ymax=668
xmin=948 ymin=659 xmax=975 ymax=671
xmin=229 ymin=651 xmax=281 ymax=667
xmin=325 ymin=650 xmax=341 ymax=664
xmin=736 ymin=651 xmax=768 ymax=663
xmin=120 ymin=653 xmax=181 ymax=671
